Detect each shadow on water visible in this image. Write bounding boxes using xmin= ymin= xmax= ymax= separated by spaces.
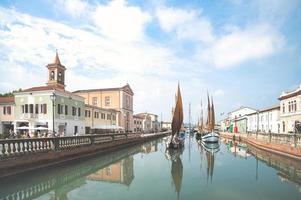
xmin=0 ymin=139 xmax=161 ymax=200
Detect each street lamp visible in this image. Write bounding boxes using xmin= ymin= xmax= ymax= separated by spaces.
xmin=50 ymin=93 xmax=56 ymax=136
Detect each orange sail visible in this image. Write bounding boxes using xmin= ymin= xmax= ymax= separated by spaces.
xmin=206 ymin=93 xmax=211 ymax=131
xmin=210 ymin=96 xmax=215 ymax=131
xmin=171 ymin=84 xmax=183 ymax=137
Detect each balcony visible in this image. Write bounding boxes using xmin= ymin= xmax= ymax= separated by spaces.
xmin=21 ymin=113 xmax=38 ymax=119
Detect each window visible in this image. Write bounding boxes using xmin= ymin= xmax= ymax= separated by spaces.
xmin=282 ymin=121 xmax=285 ymax=132
xmin=22 ymin=105 xmax=25 ymax=113
xmin=92 ymin=97 xmax=98 ymax=106
xmin=78 ymin=107 xmax=81 ymax=117
xmin=72 ymin=107 xmax=76 ymax=116
xmin=101 ymin=113 xmax=105 ymax=119
xmin=294 ymin=100 xmax=297 ymax=112
xmin=113 ymin=115 xmax=116 ymax=120
xmin=289 ymin=102 xmax=291 ymax=112
xmin=58 ymin=104 xmax=61 ymax=114
xmin=29 ymin=104 xmax=34 ymax=114
xmin=7 ymin=106 xmax=11 ymax=115
xmin=65 ymin=105 xmax=68 ymax=115
xmin=58 ymin=72 xmax=62 ymax=81
xmin=35 ymin=104 xmax=39 ymax=114
xmin=282 ymin=103 xmax=285 ymax=113
xmin=107 ymin=114 xmax=111 ymax=120
xmin=105 ymin=96 xmax=111 ymax=107
xmin=3 ymin=106 xmax=6 ymax=114
xmin=25 ymin=104 xmax=28 ymax=113
xmin=42 ymin=104 xmax=47 ymax=114
xmin=85 ymin=110 xmax=88 ymax=117
xmin=94 ymin=112 xmax=99 ymax=118
xmin=50 ymin=71 xmax=55 ymax=80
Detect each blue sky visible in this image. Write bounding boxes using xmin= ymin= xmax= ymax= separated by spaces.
xmin=0 ymin=0 xmax=300 ymax=123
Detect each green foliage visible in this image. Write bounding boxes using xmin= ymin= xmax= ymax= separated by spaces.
xmin=0 ymin=88 xmax=22 ymax=97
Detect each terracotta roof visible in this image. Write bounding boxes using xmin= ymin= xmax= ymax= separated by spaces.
xmin=0 ymin=96 xmax=14 ymax=104
xmin=17 ymin=86 xmax=84 ymax=99
xmin=73 ymin=84 xmax=134 ymax=95
xmin=133 ymin=114 xmax=144 ymax=119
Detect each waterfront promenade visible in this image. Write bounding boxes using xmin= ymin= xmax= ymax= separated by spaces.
xmin=0 ymin=132 xmax=170 ymax=178
xmin=220 ymin=132 xmax=301 ymax=160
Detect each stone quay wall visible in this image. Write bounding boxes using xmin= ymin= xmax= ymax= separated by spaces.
xmin=220 ymin=132 xmax=301 ymax=160
xmin=0 ymin=132 xmax=170 ymax=178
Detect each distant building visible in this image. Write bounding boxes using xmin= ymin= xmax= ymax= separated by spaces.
xmin=0 ymin=97 xmax=15 ymax=135
xmin=228 ymin=106 xmax=257 ymax=133
xmin=13 ymin=53 xmax=85 ymax=136
xmin=73 ymin=84 xmax=134 ymax=132
xmin=135 ymin=113 xmax=160 ymax=133
xmin=161 ymin=121 xmax=172 ymax=130
xmin=84 ymin=104 xmax=118 ymax=134
xmin=278 ymin=85 xmax=301 ymax=134
xmin=133 ymin=114 xmax=143 ymax=133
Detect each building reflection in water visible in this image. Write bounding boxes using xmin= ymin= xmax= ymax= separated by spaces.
xmin=223 ymin=138 xmax=301 ymax=192
xmin=222 ymin=138 xmax=250 ymax=159
xmin=86 ymin=156 xmax=134 ymax=186
xmin=197 ymin=141 xmax=220 ymax=182
xmin=165 ymin=148 xmax=184 ymax=199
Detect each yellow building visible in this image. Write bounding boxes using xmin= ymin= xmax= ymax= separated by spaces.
xmin=74 ymin=84 xmax=134 ymax=132
xmin=84 ymin=104 xmax=119 ymax=134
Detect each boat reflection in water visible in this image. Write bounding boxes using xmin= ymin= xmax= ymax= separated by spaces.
xmin=198 ymin=140 xmax=220 ymax=182
xmin=165 ymin=148 xmax=184 ymax=199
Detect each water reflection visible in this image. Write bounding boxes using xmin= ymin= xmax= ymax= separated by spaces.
xmin=197 ymin=141 xmax=220 ymax=182
xmin=222 ymin=138 xmax=301 ymax=192
xmin=87 ymin=156 xmax=134 ymax=186
xmin=0 ymin=140 xmax=160 ymax=200
xmin=165 ymin=148 xmax=184 ymax=199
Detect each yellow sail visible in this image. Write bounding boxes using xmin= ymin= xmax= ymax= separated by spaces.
xmin=171 ymin=84 xmax=183 ymax=137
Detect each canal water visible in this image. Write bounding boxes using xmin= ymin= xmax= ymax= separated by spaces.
xmin=0 ymin=135 xmax=300 ymax=200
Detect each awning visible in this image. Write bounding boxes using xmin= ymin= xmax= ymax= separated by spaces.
xmin=92 ymin=125 xmax=124 ymax=130
xmin=33 ymin=127 xmax=49 ymax=130
xmin=17 ymin=126 xmax=30 ymax=130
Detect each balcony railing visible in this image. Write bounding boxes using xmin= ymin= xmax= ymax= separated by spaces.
xmin=0 ymin=132 xmax=170 ymax=159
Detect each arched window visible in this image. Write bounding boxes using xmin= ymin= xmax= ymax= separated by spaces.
xmin=58 ymin=72 xmax=62 ymax=81
xmin=294 ymin=100 xmax=297 ymax=111
xmin=50 ymin=71 xmax=55 ymax=80
xmin=282 ymin=121 xmax=285 ymax=133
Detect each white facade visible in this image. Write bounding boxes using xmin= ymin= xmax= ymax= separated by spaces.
xmin=279 ymin=85 xmax=301 ymax=133
xmin=162 ymin=122 xmax=171 ymax=130
xmin=229 ymin=107 xmax=257 ymax=121
xmin=247 ymin=106 xmax=280 ymax=133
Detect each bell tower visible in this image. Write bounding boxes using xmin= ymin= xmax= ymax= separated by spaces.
xmin=46 ymin=51 xmax=66 ymax=90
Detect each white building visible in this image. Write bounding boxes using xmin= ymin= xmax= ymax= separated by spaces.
xmin=161 ymin=121 xmax=171 ymax=130
xmin=135 ymin=113 xmax=160 ymax=133
xmin=278 ymin=85 xmax=301 ymax=134
xmin=247 ymin=106 xmax=280 ymax=133
xmin=228 ymin=106 xmax=257 ymax=133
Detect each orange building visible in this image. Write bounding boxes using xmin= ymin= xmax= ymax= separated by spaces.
xmin=73 ymin=84 xmax=134 ymax=132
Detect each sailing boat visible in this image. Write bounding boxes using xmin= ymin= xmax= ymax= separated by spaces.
xmin=201 ymin=95 xmax=219 ymax=143
xmin=197 ymin=100 xmax=204 ymax=135
xmin=168 ymin=84 xmax=185 ymax=149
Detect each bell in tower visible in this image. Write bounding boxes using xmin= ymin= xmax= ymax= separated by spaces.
xmin=46 ymin=51 xmax=66 ymax=90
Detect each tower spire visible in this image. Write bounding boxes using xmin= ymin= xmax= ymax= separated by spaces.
xmin=54 ymin=50 xmax=61 ymax=65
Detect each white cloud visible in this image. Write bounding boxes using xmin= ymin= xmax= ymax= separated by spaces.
xmin=199 ymin=24 xmax=285 ymax=68
xmin=156 ymin=6 xmax=214 ymax=43
xmin=92 ymin=0 xmax=151 ymax=42
xmin=58 ymin=0 xmax=89 ymax=18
